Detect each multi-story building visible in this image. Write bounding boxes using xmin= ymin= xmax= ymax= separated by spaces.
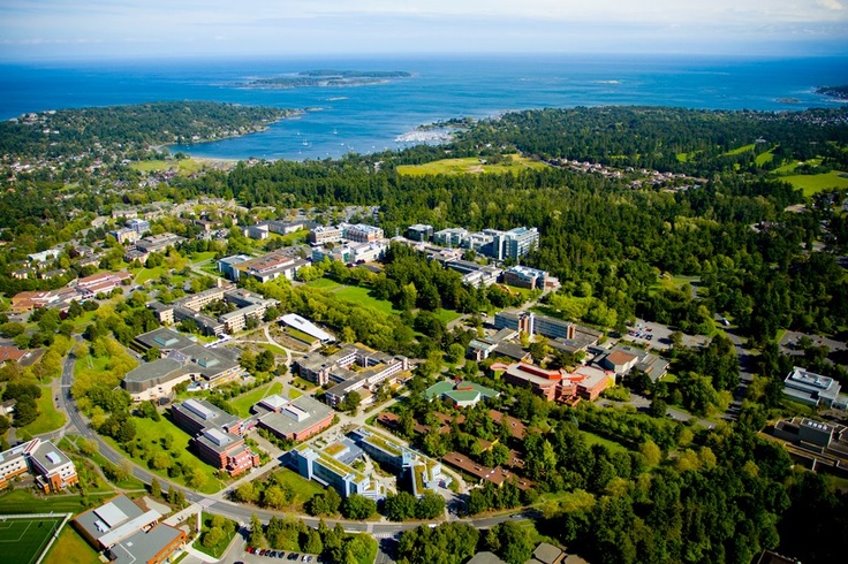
xmin=110 ymin=227 xmax=140 ymax=245
xmin=783 ymin=367 xmax=848 ymax=409
xmin=217 ymin=249 xmax=308 ymax=283
xmin=495 ymin=310 xmax=575 ymax=340
xmin=406 ymin=224 xmax=433 ymax=241
xmin=0 ymin=438 xmax=78 ymax=493
xmin=289 ymin=443 xmax=382 ymax=499
xmin=432 ymin=227 xmax=469 ymax=247
xmin=308 ymin=225 xmax=343 ymax=245
xmin=502 ymin=265 xmax=552 ymax=290
xmin=311 ymin=241 xmax=387 ymax=265
xmin=489 ymin=227 xmax=539 ymax=261
xmin=135 ymin=232 xmax=184 ymax=254
xmin=295 ymin=345 xmax=409 ymax=407
xmin=340 ymin=223 xmax=384 ymax=243
xmin=253 ymin=394 xmax=335 ymax=442
xmin=217 ymin=254 xmax=251 ymax=280
xmin=245 ymin=224 xmax=270 ymax=240
xmin=171 ymin=399 xmax=259 ymax=476
xmin=74 ymin=271 xmax=132 ymax=297
xmin=125 ymin=218 xmax=150 ymax=235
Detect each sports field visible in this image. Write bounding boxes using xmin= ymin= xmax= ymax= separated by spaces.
xmin=0 ymin=515 xmax=66 ymax=564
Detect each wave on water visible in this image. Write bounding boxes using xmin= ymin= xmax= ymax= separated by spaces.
xmin=326 ymin=96 xmax=349 ymax=101
xmin=593 ymin=80 xmax=621 ymax=84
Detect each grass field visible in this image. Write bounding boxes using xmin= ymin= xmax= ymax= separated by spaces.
xmin=781 ymin=170 xmax=848 ymax=196
xmin=43 ymin=526 xmax=99 ymax=564
xmin=579 ymin=430 xmax=629 ymax=454
xmin=105 ymin=415 xmax=226 ymax=494
xmin=433 ymin=308 xmax=461 ymax=324
xmin=129 ymin=158 xmax=204 ymax=176
xmin=397 ymin=154 xmax=547 ymax=176
xmin=0 ymin=490 xmax=91 ymax=514
xmin=0 ymin=515 xmax=65 ymax=564
xmin=755 ymin=149 xmax=775 ymax=166
xmin=271 ymin=468 xmax=327 ymax=511
xmin=132 ymin=265 xmax=169 ymax=284
xmin=230 ymin=381 xmax=284 ymax=417
xmin=20 ymin=384 xmax=66 ymax=436
xmin=305 ymin=278 xmax=398 ymax=315
xmin=722 ymin=143 xmax=755 ymax=156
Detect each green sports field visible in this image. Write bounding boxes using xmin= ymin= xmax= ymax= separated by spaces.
xmin=0 ymin=515 xmax=66 ymax=564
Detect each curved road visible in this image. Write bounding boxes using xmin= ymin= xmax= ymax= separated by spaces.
xmin=58 ymin=339 xmax=527 ymax=534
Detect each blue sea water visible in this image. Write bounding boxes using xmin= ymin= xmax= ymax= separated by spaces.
xmin=1 ymin=55 xmax=846 ymax=160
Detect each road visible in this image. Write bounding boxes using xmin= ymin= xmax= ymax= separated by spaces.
xmin=56 ymin=336 xmax=524 ymax=536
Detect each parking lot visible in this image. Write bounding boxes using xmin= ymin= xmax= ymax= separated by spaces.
xmin=622 ymin=318 xmax=707 ymax=351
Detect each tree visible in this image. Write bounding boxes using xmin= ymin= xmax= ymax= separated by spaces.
xmin=143 ymin=347 xmax=161 ymax=362
xmin=305 ymin=489 xmax=341 ymax=516
xmin=640 ymin=440 xmax=662 ymax=467
xmin=494 ymin=521 xmax=535 ymax=564
xmin=383 ymin=491 xmax=418 ymax=521
xmin=342 ymin=494 xmax=377 ymax=520
xmin=256 ymin=349 xmax=275 ymax=372
xmin=302 ymin=528 xmax=324 ymax=554
xmin=249 ymin=514 xmax=267 ymax=548
xmin=415 ymin=491 xmax=445 ymax=519
xmin=203 ymin=526 xmax=225 ymax=548
xmin=240 ymin=350 xmax=257 ymax=372
xmin=235 ymin=482 xmax=259 ymax=504
xmin=446 ymin=343 xmax=466 ymax=365
xmin=150 ymin=478 xmax=161 ymax=498
xmin=339 ymin=391 xmax=362 ymax=415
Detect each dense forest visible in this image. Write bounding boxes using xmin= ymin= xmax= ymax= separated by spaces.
xmin=0 ymin=101 xmax=291 ymax=162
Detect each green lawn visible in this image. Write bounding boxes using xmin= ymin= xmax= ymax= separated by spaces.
xmin=722 ymin=143 xmax=755 ymax=156
xmin=675 ymin=151 xmax=699 ymax=163
xmin=579 ymin=430 xmax=630 ymax=454
xmin=0 ymin=490 xmax=89 ymax=514
xmin=259 ymin=343 xmax=289 ymax=356
xmin=43 ymin=526 xmax=100 ymax=564
xmin=397 ymin=154 xmax=547 ymax=176
xmin=230 ymin=381 xmax=284 ymax=417
xmin=305 ymin=278 xmax=398 ymax=315
xmin=0 ymin=515 xmax=65 ymax=564
xmin=190 ymin=251 xmax=217 ymax=263
xmin=270 ymin=468 xmax=327 ymax=511
xmin=433 ymin=308 xmax=461 ymax=324
xmin=129 ymin=158 xmax=204 ymax=176
xmin=781 ymin=170 xmax=848 ymax=196
xmin=105 ymin=415 xmax=226 ymax=494
xmin=132 ymin=265 xmax=169 ymax=285
xmin=194 ymin=513 xmax=238 ymax=559
xmin=755 ymin=149 xmax=775 ymax=166
xmin=19 ymin=385 xmax=66 ymax=437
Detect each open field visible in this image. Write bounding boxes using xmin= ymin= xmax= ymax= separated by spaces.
xmin=0 ymin=515 xmax=66 ymax=564
xmin=132 ymin=265 xmax=169 ymax=284
xmin=271 ymin=468 xmax=326 ymax=511
xmin=781 ymin=170 xmax=848 ymax=196
xmin=44 ymin=526 xmax=100 ymax=564
xmin=579 ymin=430 xmax=629 ymax=454
xmin=755 ymin=149 xmax=775 ymax=166
xmin=230 ymin=381 xmax=284 ymax=417
xmin=0 ymin=490 xmax=92 ymax=514
xmin=305 ymin=278 xmax=397 ymax=315
xmin=20 ymin=384 xmax=66 ymax=436
xmin=105 ymin=415 xmax=226 ymax=494
xmin=722 ymin=143 xmax=755 ymax=156
xmin=433 ymin=308 xmax=462 ymax=324
xmin=397 ymin=154 xmax=547 ymax=176
xmin=129 ymin=158 xmax=204 ymax=176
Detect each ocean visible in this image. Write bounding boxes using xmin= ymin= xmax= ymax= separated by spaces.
xmin=1 ymin=55 xmax=846 ymax=160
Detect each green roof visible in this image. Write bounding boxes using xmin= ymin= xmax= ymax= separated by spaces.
xmin=425 ymin=379 xmax=499 ymax=404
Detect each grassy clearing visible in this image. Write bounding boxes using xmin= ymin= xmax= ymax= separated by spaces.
xmin=271 ymin=468 xmax=327 ymax=511
xmin=129 ymin=158 xmax=204 ymax=176
xmin=722 ymin=143 xmax=755 ymax=156
xmin=397 ymin=154 xmax=547 ymax=176
xmin=190 ymin=251 xmax=217 ymax=263
xmin=20 ymin=385 xmax=66 ymax=436
xmin=579 ymin=430 xmax=630 ymax=454
xmin=433 ymin=308 xmax=461 ymax=324
xmin=305 ymin=278 xmax=398 ymax=315
xmin=259 ymin=343 xmax=289 ymax=356
xmin=675 ymin=151 xmax=699 ymax=163
xmin=781 ymin=171 xmax=848 ymax=196
xmin=0 ymin=489 xmax=90 ymax=514
xmin=132 ymin=265 xmax=169 ymax=285
xmin=0 ymin=515 xmax=65 ymax=564
xmin=105 ymin=415 xmax=226 ymax=494
xmin=230 ymin=381 xmax=284 ymax=417
xmin=43 ymin=525 xmax=100 ymax=564
xmin=755 ymin=149 xmax=775 ymax=166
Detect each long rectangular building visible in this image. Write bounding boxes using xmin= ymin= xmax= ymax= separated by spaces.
xmin=0 ymin=438 xmax=78 ymax=493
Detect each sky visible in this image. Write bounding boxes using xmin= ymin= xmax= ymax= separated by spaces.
xmin=1 ymin=0 xmax=847 ymax=61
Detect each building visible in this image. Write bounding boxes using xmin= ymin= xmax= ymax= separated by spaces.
xmin=783 ymin=366 xmax=848 ymax=409
xmin=489 ymin=227 xmax=539 ymax=261
xmin=125 ymin=329 xmax=241 ymax=401
xmin=27 ymin=248 xmax=62 ymax=263
xmin=245 ymin=223 xmax=270 ymax=240
xmin=311 ymin=241 xmax=387 ymax=265
xmin=495 ymin=311 xmax=575 ymax=340
xmin=445 ymin=260 xmax=502 ymax=287
xmin=295 ymin=345 xmax=409 ymax=408
xmin=424 ymin=379 xmax=500 ymax=408
xmin=289 ymin=442 xmax=383 ymax=499
xmin=135 ymin=233 xmax=184 ymax=254
xmin=340 ymin=223 xmax=384 ymax=243
xmin=73 ymin=495 xmax=187 ymax=564
xmin=171 ymin=400 xmax=259 ymax=476
xmin=253 ymin=394 xmax=335 ymax=442
xmin=74 ymin=271 xmax=132 ymax=297
xmin=125 ymin=218 xmax=150 ymax=235
xmin=280 ymin=313 xmax=335 ymax=343
xmin=502 ymin=362 xmax=564 ymax=401
xmin=770 ymin=417 xmax=848 ymax=475
xmin=597 ymin=348 xmax=640 ymax=376
xmin=151 ymin=285 xmax=278 ymax=336
xmin=569 ymin=365 xmax=613 ymax=401
xmin=432 ymin=227 xmax=469 ymax=247
xmin=502 ymin=265 xmax=555 ymax=290
xmin=110 ymin=227 xmax=140 ymax=245
xmin=218 ymin=249 xmax=307 ymax=283
xmin=309 ymin=225 xmax=343 ymax=245
xmin=349 ymin=427 xmax=450 ymax=496
xmin=499 ymin=362 xmax=612 ymax=403
xmin=217 ymin=254 xmax=250 ymax=280
xmin=600 ymin=345 xmax=669 ymax=382
xmin=406 ymin=224 xmax=433 ymax=241
xmin=0 ymin=438 xmax=78 ymax=493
